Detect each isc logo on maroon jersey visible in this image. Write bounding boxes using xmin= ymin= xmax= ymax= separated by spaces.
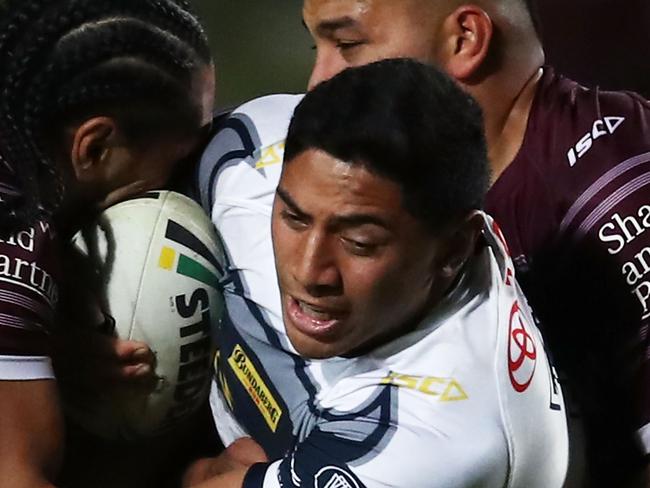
xmin=566 ymin=116 xmax=625 ymax=167
xmin=508 ymin=301 xmax=537 ymax=392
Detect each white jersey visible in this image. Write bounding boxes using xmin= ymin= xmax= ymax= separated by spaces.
xmin=198 ymin=95 xmax=569 ymax=488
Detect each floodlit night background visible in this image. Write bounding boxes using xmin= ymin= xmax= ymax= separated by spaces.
xmin=192 ymin=1 xmax=312 ymax=109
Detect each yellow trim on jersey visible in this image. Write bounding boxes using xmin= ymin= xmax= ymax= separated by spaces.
xmin=255 ymin=142 xmax=285 ymax=169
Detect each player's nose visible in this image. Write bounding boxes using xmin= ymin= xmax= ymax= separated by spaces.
xmin=308 ymin=48 xmax=346 ymax=91
xmin=294 ymin=232 xmax=342 ymax=297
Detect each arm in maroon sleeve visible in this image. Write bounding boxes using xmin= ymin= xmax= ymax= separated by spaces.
xmin=0 ymin=221 xmax=64 ymax=486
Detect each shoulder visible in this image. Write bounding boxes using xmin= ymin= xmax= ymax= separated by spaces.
xmin=213 ymin=93 xmax=304 ymax=151
xmin=230 ymin=94 xmax=304 ymax=128
xmin=487 ymin=70 xmax=650 ymax=258
xmin=525 ymin=69 xmax=650 ymax=171
xmin=196 ymin=94 xmax=304 ymax=213
xmin=262 ymin=354 xmax=510 ymax=488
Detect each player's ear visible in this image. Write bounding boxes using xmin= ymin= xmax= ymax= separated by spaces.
xmin=436 ymin=211 xmax=484 ymax=279
xmin=69 ymin=117 xmax=118 ymax=183
xmin=435 ymin=5 xmax=493 ymax=82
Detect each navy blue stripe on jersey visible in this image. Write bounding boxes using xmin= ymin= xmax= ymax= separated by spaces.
xmin=278 ymin=445 xmax=369 ymax=488
xmin=225 ymin=254 xmax=321 ymax=417
xmin=200 ymin=116 xmax=257 ymax=211
xmin=217 ymin=245 xmax=298 ymax=455
xmin=320 ymin=385 xmax=396 ymax=464
xmin=217 ymin=310 xmax=294 ymax=456
xmin=242 ymin=463 xmax=269 ymax=488
xmin=241 ymin=293 xmax=320 ymax=414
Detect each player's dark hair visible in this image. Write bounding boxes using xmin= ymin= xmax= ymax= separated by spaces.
xmin=284 ymin=58 xmax=490 ymax=232
xmin=0 ymin=0 xmax=211 ymax=235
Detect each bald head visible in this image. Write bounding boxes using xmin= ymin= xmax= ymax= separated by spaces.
xmin=418 ymin=0 xmax=540 ymax=38
xmin=303 ymin=0 xmax=545 ymax=174
xmin=304 ymin=0 xmax=542 ymax=88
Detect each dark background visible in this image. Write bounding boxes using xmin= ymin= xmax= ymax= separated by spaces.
xmin=191 ymin=1 xmax=312 ymax=109
xmin=537 ymin=0 xmax=650 ymax=99
xmin=191 ymin=0 xmax=650 ymax=109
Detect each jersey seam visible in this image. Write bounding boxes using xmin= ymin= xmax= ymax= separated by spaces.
xmin=128 ymin=191 xmax=168 ymax=339
xmin=493 ymin=275 xmax=515 ymax=488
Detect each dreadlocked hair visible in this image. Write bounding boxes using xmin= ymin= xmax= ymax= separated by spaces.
xmin=0 ymin=0 xmax=211 ymax=235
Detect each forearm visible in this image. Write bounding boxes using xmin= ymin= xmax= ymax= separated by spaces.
xmin=0 ymin=380 xmax=64 ymax=488
xmin=0 ymin=468 xmax=59 ymax=488
xmin=184 ymin=466 xmax=249 ymax=488
xmin=183 ymin=438 xmax=267 ymax=488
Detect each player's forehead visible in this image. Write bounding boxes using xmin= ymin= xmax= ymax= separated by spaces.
xmin=280 ymin=149 xmax=404 ymax=225
xmin=303 ymin=0 xmax=420 ymax=28
xmin=304 ymin=0 xmax=368 ymax=18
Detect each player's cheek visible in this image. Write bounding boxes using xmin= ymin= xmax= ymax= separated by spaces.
xmin=347 ymin=266 xmax=393 ymax=323
xmin=368 ymin=264 xmax=415 ymax=324
xmin=273 ymin=225 xmax=299 ymax=285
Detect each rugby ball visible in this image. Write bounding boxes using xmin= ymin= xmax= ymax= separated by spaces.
xmin=64 ymin=191 xmax=225 ymax=440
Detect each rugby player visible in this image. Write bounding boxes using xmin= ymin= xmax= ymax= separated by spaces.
xmin=0 ymin=1 xmax=214 ymax=486
xmin=186 ymin=59 xmax=568 ymax=488
xmin=190 ymin=1 xmax=650 ymax=484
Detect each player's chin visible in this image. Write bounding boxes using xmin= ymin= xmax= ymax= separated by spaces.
xmin=285 ymin=323 xmax=350 ymax=360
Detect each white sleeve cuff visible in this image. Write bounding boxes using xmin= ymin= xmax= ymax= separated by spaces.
xmin=209 ymin=378 xmax=249 ymax=446
xmin=262 ymin=461 xmax=281 ymax=488
xmin=637 ymin=423 xmax=650 ymax=455
xmin=0 ymin=355 xmax=54 ymax=380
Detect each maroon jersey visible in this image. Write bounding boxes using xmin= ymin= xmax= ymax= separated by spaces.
xmin=486 ymin=67 xmax=650 ymax=484
xmin=0 ymin=163 xmax=60 ymax=379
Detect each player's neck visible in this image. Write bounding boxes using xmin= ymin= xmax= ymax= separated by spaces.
xmin=478 ymin=67 xmax=543 ymax=185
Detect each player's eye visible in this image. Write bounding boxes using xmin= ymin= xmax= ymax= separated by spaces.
xmin=341 ymin=237 xmax=378 ymax=257
xmin=281 ymin=209 xmax=308 ymax=230
xmin=335 ymin=40 xmax=363 ymax=51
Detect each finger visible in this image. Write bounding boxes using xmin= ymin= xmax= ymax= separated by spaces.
xmin=101 ymin=347 xmax=158 ymax=379
xmin=80 ymin=334 xmax=155 ymax=365
xmin=114 ymin=363 xmax=159 ymax=391
xmin=113 ymin=340 xmax=156 ymax=365
xmin=120 ymin=362 xmax=153 ymax=379
xmin=227 ymin=437 xmax=268 ymax=465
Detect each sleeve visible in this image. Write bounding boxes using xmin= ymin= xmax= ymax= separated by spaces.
xmin=238 ymin=409 xmax=509 ymax=488
xmin=581 ymin=183 xmax=650 ymax=453
xmin=196 ymin=94 xmax=303 ymax=214
xmin=545 ymin=95 xmax=650 ymax=456
xmin=209 ymin=375 xmax=250 ymax=447
xmin=0 ymin=221 xmax=59 ymax=380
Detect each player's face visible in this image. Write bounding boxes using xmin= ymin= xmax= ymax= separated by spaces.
xmin=76 ymin=65 xmax=216 ymax=210
xmin=304 ymin=0 xmax=444 ymax=89
xmin=272 ymin=149 xmax=443 ymax=359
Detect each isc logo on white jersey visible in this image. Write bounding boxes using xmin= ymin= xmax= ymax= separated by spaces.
xmin=567 ymin=116 xmax=625 ymax=167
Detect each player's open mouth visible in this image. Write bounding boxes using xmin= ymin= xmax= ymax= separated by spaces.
xmin=286 ymin=296 xmax=346 ymax=339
